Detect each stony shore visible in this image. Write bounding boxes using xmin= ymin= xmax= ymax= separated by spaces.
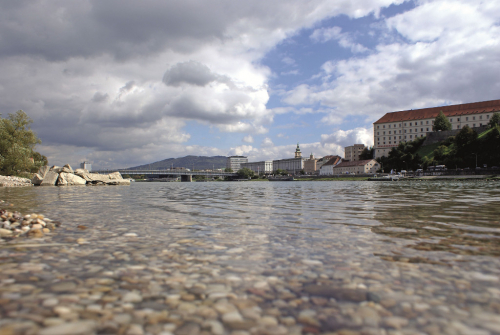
xmin=0 ymin=176 xmax=32 ymax=187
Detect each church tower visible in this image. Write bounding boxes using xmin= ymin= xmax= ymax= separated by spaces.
xmin=295 ymin=143 xmax=302 ymax=158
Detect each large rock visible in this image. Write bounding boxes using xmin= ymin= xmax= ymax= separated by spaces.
xmin=61 ymin=164 xmax=74 ymax=174
xmin=74 ymin=168 xmax=88 ymax=176
xmin=79 ymin=172 xmax=127 ymax=185
xmin=31 ymin=173 xmax=44 ymax=186
xmin=37 ymin=165 xmax=50 ymax=179
xmin=40 ymin=171 xmax=59 ymax=186
xmin=50 ymin=166 xmax=63 ymax=174
xmin=58 ymin=172 xmax=86 ymax=186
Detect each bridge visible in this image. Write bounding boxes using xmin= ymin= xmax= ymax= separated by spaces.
xmin=93 ymin=169 xmax=238 ymax=182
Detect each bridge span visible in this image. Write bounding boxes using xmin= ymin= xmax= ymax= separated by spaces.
xmin=93 ymin=169 xmax=238 ymax=182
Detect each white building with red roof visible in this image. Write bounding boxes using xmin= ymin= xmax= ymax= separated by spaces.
xmin=373 ymin=99 xmax=500 ymax=158
xmin=332 ymin=159 xmax=380 ymax=175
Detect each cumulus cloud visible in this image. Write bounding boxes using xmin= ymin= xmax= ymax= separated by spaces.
xmin=0 ymin=0 xmax=411 ymax=167
xmin=163 ymin=61 xmax=220 ymax=87
xmin=242 ymin=135 xmax=254 ymax=143
xmin=261 ymin=137 xmax=274 ymax=147
xmin=310 ymin=26 xmax=368 ymax=53
xmin=320 ymin=127 xmax=373 ymax=148
xmin=284 ymin=0 xmax=500 ymax=126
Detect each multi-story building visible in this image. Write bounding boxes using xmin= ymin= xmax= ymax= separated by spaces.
xmin=272 ymin=157 xmax=305 ymax=174
xmin=272 ymin=143 xmax=306 ymax=174
xmin=374 ymin=99 xmax=500 ymax=159
xmin=333 ymin=159 xmax=379 ymax=174
xmin=240 ymin=161 xmax=273 ymax=175
xmin=319 ymin=156 xmax=342 ymax=175
xmin=226 ymin=156 xmax=248 ymax=171
xmin=344 ymin=144 xmax=365 ymax=161
xmin=303 ymin=153 xmax=318 ymax=174
xmin=80 ymin=161 xmax=92 ymax=171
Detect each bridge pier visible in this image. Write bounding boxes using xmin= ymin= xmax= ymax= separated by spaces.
xmin=181 ymin=175 xmax=192 ymax=182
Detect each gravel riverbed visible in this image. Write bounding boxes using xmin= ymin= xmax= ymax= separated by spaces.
xmin=0 ymin=181 xmax=499 ymax=335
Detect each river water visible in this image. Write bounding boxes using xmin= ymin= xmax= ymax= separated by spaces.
xmin=0 ymin=181 xmax=499 ymax=335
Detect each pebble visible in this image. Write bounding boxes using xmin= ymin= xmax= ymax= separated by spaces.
xmin=39 ymin=320 xmax=96 ymax=335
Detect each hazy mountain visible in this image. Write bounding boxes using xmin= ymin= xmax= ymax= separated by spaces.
xmin=127 ymin=156 xmax=227 ymax=170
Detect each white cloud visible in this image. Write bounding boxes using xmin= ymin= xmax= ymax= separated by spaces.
xmin=310 ymin=26 xmax=368 ymax=53
xmin=242 ymin=135 xmax=254 ymax=143
xmin=282 ymin=57 xmax=296 ymax=66
xmin=320 ymin=127 xmax=373 ymax=148
xmin=0 ymin=0 xmax=413 ymax=167
xmin=284 ymin=0 xmax=500 ymax=127
xmin=261 ymin=137 xmax=274 ymax=147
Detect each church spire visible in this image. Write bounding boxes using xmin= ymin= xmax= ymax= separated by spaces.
xmin=295 ymin=142 xmax=302 ymax=158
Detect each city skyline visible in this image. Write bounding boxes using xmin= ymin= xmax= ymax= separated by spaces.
xmin=1 ymin=1 xmax=499 ymax=169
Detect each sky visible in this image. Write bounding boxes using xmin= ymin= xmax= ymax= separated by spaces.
xmin=1 ymin=0 xmax=499 ymax=169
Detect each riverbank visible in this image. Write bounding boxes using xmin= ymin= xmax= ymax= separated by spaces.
xmin=407 ymin=175 xmax=500 ymax=181
xmin=0 ymin=175 xmax=32 ymax=187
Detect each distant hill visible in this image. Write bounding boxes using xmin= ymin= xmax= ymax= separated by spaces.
xmin=127 ymin=155 xmax=227 ymax=170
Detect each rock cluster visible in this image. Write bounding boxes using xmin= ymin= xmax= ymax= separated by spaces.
xmin=0 ymin=175 xmax=32 ymax=187
xmin=0 ymin=204 xmax=61 ymax=239
xmin=31 ymin=165 xmax=130 ymax=186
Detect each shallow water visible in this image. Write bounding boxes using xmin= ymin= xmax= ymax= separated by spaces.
xmin=1 ymin=181 xmax=499 ymax=334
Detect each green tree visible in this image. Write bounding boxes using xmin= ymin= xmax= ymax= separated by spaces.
xmin=237 ymin=167 xmax=254 ymax=179
xmin=488 ymin=112 xmax=500 ymax=128
xmin=274 ymin=169 xmax=288 ymax=176
xmin=433 ymin=111 xmax=452 ymax=131
xmin=224 ymin=167 xmax=233 ymax=172
xmin=0 ymin=110 xmax=46 ymax=176
xmin=359 ymin=147 xmax=374 ymax=160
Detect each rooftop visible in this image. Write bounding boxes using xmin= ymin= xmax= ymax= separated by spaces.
xmin=335 ymin=159 xmax=375 ymax=167
xmin=374 ymin=99 xmax=500 ymax=124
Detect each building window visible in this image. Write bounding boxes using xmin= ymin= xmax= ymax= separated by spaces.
xmin=399 ymin=124 xmax=401 ymax=127
xmin=457 ymin=118 xmax=460 ymax=121
xmin=404 ymin=130 xmax=407 ymax=133
xmin=404 ymin=123 xmax=407 ymax=126
xmin=383 ymin=131 xmax=386 ymax=135
xmin=383 ymin=125 xmax=385 ymax=128
xmin=383 ymin=137 xmax=385 ymax=140
xmin=389 ymin=131 xmax=391 ymax=134
xmin=399 ymin=136 xmax=401 ymax=139
xmin=410 ymin=122 xmax=412 ymax=126
xmin=466 ymin=117 xmax=469 ymax=121
xmin=410 ymin=135 xmax=413 ymax=138
xmin=421 ymin=121 xmax=423 ymax=125
xmin=383 ymin=142 xmax=385 ymax=144
xmin=473 ymin=116 xmax=476 ymax=120
xmin=426 ymin=128 xmax=429 ymax=131
xmin=480 ymin=123 xmax=482 ymax=126
xmin=457 ymin=125 xmax=460 ymax=129
xmin=389 ymin=141 xmax=391 ymax=144
xmin=473 ymin=124 xmax=476 ymax=127
xmin=415 ymin=129 xmax=417 ymax=132
xmin=409 ymin=129 xmax=412 ymax=132
xmin=421 ymin=128 xmax=423 ymax=132
xmin=426 ymin=121 xmax=429 ymax=124
xmin=399 ymin=130 xmax=401 ymax=134
xmin=480 ymin=115 xmax=482 ymax=119
xmin=377 ymin=132 xmax=379 ymax=135
xmin=487 ymin=115 xmax=490 ymax=119
xmin=377 ymin=125 xmax=380 ymax=129
xmin=404 ymin=136 xmax=407 ymax=139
